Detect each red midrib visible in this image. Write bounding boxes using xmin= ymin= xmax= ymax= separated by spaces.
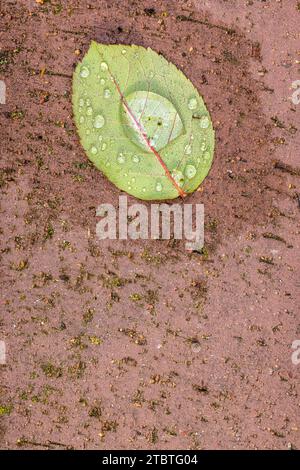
xmin=107 ymin=67 xmax=187 ymax=198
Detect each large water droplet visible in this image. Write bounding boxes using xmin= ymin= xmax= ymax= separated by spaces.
xmin=100 ymin=62 xmax=108 ymax=71
xmin=156 ymin=182 xmax=162 ymax=192
xmin=188 ymin=98 xmax=197 ymax=110
xmin=103 ymin=88 xmax=111 ymax=99
xmin=117 ymin=153 xmax=126 ymax=164
xmin=86 ymin=107 xmax=93 ymax=116
xmin=93 ymin=114 xmax=105 ymax=129
xmin=200 ymin=116 xmax=210 ymax=129
xmin=90 ymin=146 xmax=98 ymax=155
xmin=185 ymin=164 xmax=196 ymax=179
xmin=80 ymin=66 xmax=90 ymax=78
xmin=132 ymin=155 xmax=140 ymax=163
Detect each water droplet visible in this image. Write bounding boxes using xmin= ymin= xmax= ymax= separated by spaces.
xmin=131 ymin=177 xmax=136 ymax=183
xmin=79 ymin=98 xmax=84 ymax=107
xmin=101 ymin=143 xmax=107 ymax=151
xmin=86 ymin=129 xmax=91 ymax=135
xmin=86 ymin=98 xmax=91 ymax=106
xmin=128 ymin=186 xmax=132 ymax=190
xmin=90 ymin=146 xmax=98 ymax=155
xmin=98 ymin=135 xmax=103 ymax=142
xmin=80 ymin=66 xmax=90 ymax=78
xmin=100 ymin=61 xmax=108 ymax=71
xmin=201 ymin=141 xmax=207 ymax=151
xmin=171 ymin=170 xmax=184 ymax=187
xmin=93 ymin=114 xmax=105 ymax=129
xmin=132 ymin=155 xmax=140 ymax=163
xmin=103 ymin=88 xmax=111 ymax=99
xmin=188 ymin=97 xmax=197 ymax=110
xmin=121 ymin=49 xmax=126 ymax=55
xmin=156 ymin=182 xmax=162 ymax=192
xmin=100 ymin=78 xmax=105 ymax=85
xmin=185 ymin=164 xmax=196 ymax=179
xmin=117 ymin=153 xmax=126 ymax=164
xmin=124 ymin=173 xmax=128 ymax=177
xmin=86 ymin=107 xmax=93 ymax=116
xmin=142 ymin=188 xmax=146 ymax=193
xmin=184 ymin=144 xmax=192 ymax=155
xmin=79 ymin=116 xmax=84 ymax=124
xmin=200 ymin=116 xmax=210 ymax=129
xmin=79 ymin=107 xmax=83 ymax=113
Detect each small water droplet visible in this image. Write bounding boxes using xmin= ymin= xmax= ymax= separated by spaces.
xmin=86 ymin=98 xmax=91 ymax=106
xmin=100 ymin=61 xmax=108 ymax=71
xmin=142 ymin=188 xmax=146 ymax=193
xmin=185 ymin=164 xmax=196 ymax=179
xmin=124 ymin=173 xmax=128 ymax=177
xmin=201 ymin=141 xmax=207 ymax=151
xmin=86 ymin=106 xmax=93 ymax=116
xmin=131 ymin=177 xmax=136 ymax=183
xmin=203 ymin=151 xmax=210 ymax=161
xmin=79 ymin=116 xmax=84 ymax=124
xmin=90 ymin=146 xmax=98 ymax=155
xmin=184 ymin=144 xmax=192 ymax=155
xmin=103 ymin=88 xmax=111 ymax=99
xmin=128 ymin=186 xmax=132 ymax=190
xmin=188 ymin=97 xmax=197 ymax=110
xmin=80 ymin=66 xmax=90 ymax=78
xmin=156 ymin=182 xmax=162 ymax=192
xmin=171 ymin=170 xmax=184 ymax=187
xmin=79 ymin=98 xmax=84 ymax=107
xmin=93 ymin=114 xmax=105 ymax=129
xmin=149 ymin=71 xmax=154 ymax=79
xmin=86 ymin=129 xmax=91 ymax=135
xmin=100 ymin=78 xmax=105 ymax=85
xmin=101 ymin=142 xmax=107 ymax=151
xmin=200 ymin=116 xmax=210 ymax=129
xmin=117 ymin=153 xmax=126 ymax=164
xmin=121 ymin=49 xmax=126 ymax=55
xmin=132 ymin=155 xmax=140 ymax=163
xmin=98 ymin=135 xmax=103 ymax=142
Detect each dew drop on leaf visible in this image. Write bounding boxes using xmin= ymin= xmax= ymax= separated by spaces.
xmin=90 ymin=146 xmax=98 ymax=155
xmin=103 ymin=89 xmax=111 ymax=99
xmin=132 ymin=155 xmax=140 ymax=163
xmin=188 ymin=97 xmax=197 ymax=110
xmin=80 ymin=66 xmax=90 ymax=78
xmin=93 ymin=114 xmax=105 ymax=128
xmin=100 ymin=62 xmax=108 ymax=71
xmin=79 ymin=98 xmax=85 ymax=107
xmin=184 ymin=144 xmax=192 ymax=155
xmin=200 ymin=116 xmax=210 ymax=129
xmin=100 ymin=78 xmax=105 ymax=85
xmin=185 ymin=164 xmax=196 ymax=179
xmin=171 ymin=169 xmax=184 ymax=187
xmin=101 ymin=142 xmax=107 ymax=151
xmin=156 ymin=182 xmax=162 ymax=192
xmin=117 ymin=153 xmax=126 ymax=164
xmin=86 ymin=107 xmax=93 ymax=116
xmin=79 ymin=116 xmax=84 ymax=123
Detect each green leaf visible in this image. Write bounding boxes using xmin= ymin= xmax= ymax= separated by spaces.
xmin=72 ymin=42 xmax=215 ymax=200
